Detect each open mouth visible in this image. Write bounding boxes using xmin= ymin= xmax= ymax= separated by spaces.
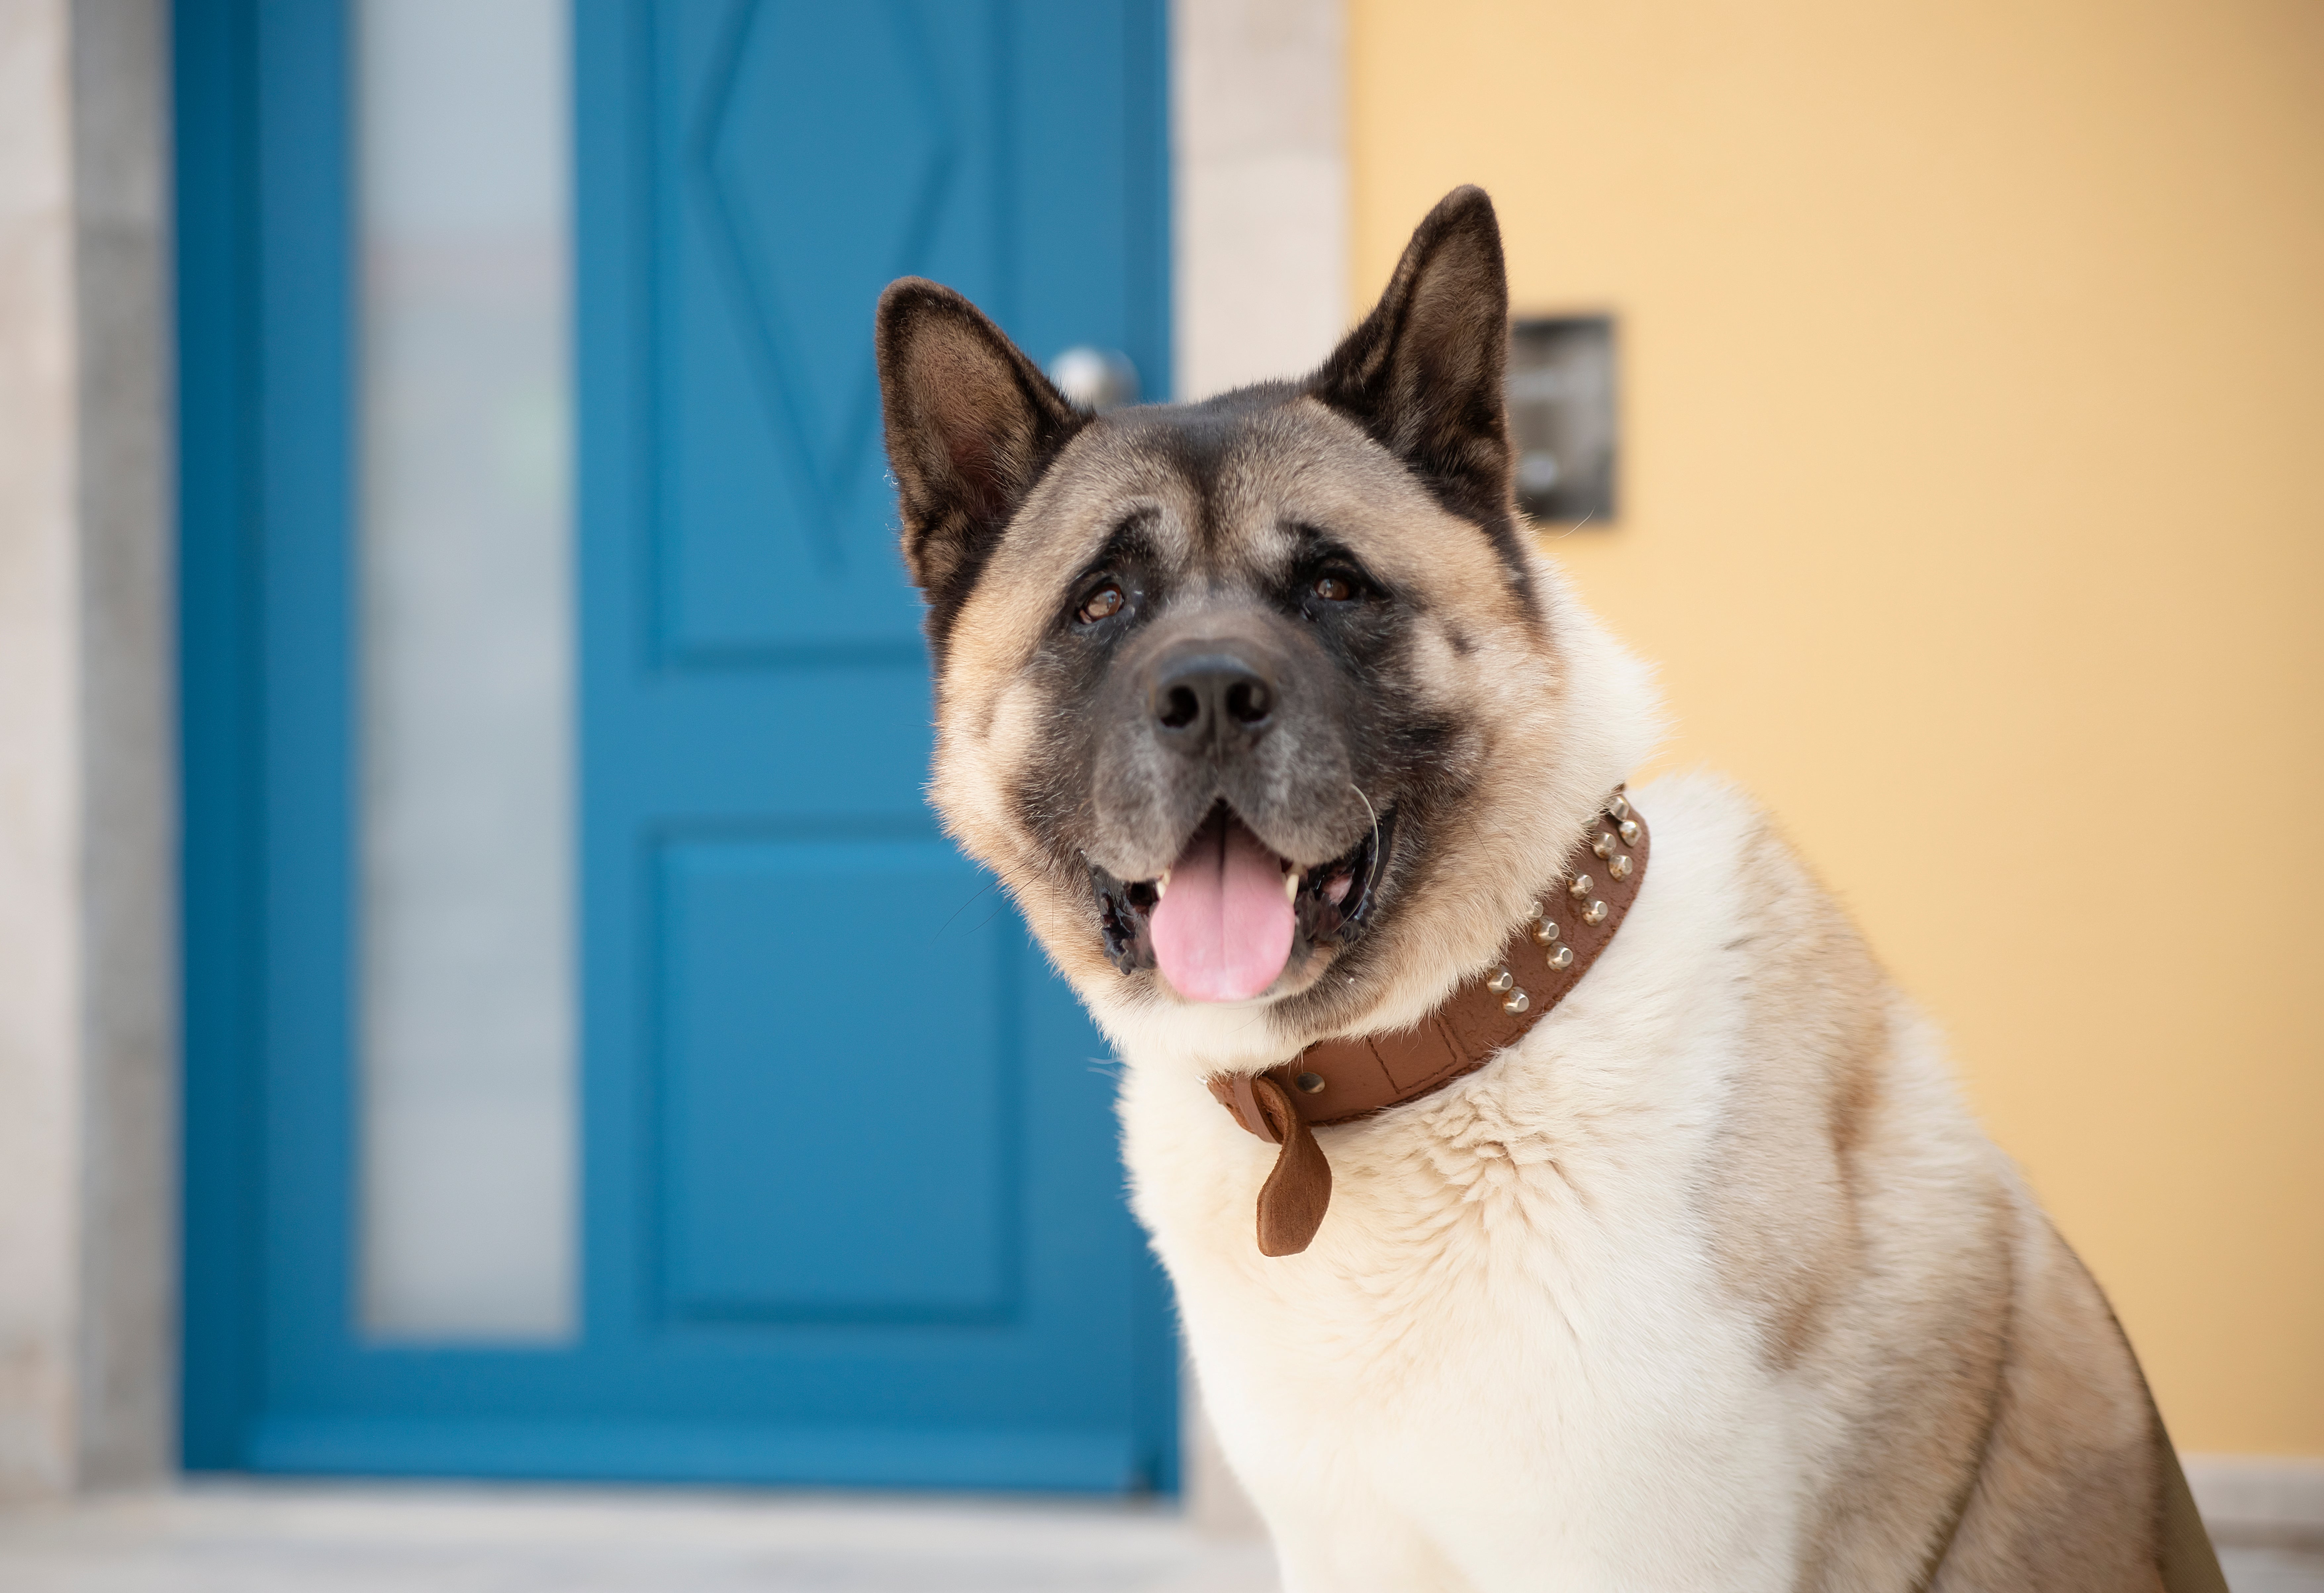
xmin=1092 ymin=802 xmax=1395 ymax=998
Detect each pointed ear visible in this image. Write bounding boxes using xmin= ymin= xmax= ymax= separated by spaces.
xmin=1308 ymin=186 xmax=1513 ymax=526
xmin=876 ymin=279 xmax=1085 ymax=607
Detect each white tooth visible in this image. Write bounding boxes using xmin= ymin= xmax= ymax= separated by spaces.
xmin=1284 ymin=870 xmax=1302 ymax=901
xmin=1155 ymin=870 xmax=1170 ymax=899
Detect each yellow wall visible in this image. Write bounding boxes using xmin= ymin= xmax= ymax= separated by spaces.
xmin=1349 ymin=0 xmax=2324 ymax=1454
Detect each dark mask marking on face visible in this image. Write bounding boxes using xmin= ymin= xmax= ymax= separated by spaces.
xmin=880 ymin=187 xmax=1543 ymax=1020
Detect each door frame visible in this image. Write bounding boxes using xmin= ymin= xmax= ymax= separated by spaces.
xmin=174 ymin=0 xmax=1179 ymax=1488
xmin=177 ymin=0 xmax=324 ymax=1468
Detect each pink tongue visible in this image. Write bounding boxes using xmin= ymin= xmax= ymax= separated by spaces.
xmin=1148 ymin=813 xmax=1296 ymax=1002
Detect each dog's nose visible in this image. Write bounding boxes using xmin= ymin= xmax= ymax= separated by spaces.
xmin=1150 ymin=650 xmax=1276 ymax=749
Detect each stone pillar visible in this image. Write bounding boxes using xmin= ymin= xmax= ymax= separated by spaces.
xmin=1171 ymin=0 xmax=1348 ymax=401
xmin=0 ymin=0 xmax=175 ymax=1496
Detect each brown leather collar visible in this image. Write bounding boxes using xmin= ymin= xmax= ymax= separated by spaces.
xmin=1205 ymin=790 xmax=1650 ymax=1256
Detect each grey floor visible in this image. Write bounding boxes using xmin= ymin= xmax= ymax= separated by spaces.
xmin=0 ymin=1484 xmax=1278 ymax=1593
xmin=2228 ymin=1546 xmax=2324 ymax=1593
xmin=0 ymin=1482 xmax=2315 ymax=1592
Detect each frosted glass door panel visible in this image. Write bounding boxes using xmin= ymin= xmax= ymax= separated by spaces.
xmin=357 ymin=0 xmax=575 ymax=1340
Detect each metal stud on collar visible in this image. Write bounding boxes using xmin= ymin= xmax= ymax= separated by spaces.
xmin=1296 ymin=1071 xmax=1327 ymax=1094
xmin=1583 ymin=899 xmax=1609 ymax=926
xmin=1605 ymin=793 xmax=1631 ymax=822
xmin=1567 ymin=874 xmax=1594 ymax=898
xmin=1546 ymin=945 xmax=1574 ymax=970
xmin=1503 ymin=990 xmax=1530 ymax=1014
xmin=1532 ymin=918 xmax=1560 ymax=945
xmin=1486 ymin=967 xmax=1515 ymax=993
xmin=1608 ymin=854 xmax=1632 ymax=881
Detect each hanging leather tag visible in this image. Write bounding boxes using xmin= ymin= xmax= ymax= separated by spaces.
xmin=1229 ymin=1073 xmax=1333 ymax=1256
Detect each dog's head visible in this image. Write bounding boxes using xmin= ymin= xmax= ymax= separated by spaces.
xmin=875 ymin=187 xmax=1655 ymax=1072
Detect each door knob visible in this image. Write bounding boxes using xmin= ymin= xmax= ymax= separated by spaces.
xmin=1047 ymin=346 xmax=1140 ymax=412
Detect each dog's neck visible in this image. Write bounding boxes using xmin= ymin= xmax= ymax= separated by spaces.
xmin=1206 ymin=789 xmax=1650 ymax=1256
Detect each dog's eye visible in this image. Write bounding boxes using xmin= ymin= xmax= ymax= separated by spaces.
xmin=1312 ymin=573 xmax=1357 ymax=603
xmin=1077 ymin=582 xmax=1126 ymax=624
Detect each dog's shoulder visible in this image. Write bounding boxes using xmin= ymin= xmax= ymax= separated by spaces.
xmin=1566 ymin=768 xmax=1876 ymax=1050
xmin=1624 ymin=769 xmax=1841 ymax=944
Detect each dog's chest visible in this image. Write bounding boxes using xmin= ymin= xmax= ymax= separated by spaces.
xmin=1120 ymin=1014 xmax=1798 ymax=1586
xmin=1133 ymin=1039 xmax=1737 ymax=1362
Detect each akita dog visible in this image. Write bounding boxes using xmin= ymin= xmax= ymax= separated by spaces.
xmin=874 ymin=187 xmax=2221 ymax=1592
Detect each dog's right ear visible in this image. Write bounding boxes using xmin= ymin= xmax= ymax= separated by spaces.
xmin=876 ymin=279 xmax=1085 ymax=606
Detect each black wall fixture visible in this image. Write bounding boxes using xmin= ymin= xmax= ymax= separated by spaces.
xmin=1508 ymin=316 xmax=1616 ymax=525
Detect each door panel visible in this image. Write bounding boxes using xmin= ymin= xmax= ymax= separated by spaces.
xmin=176 ymin=0 xmax=1177 ymax=1491
xmin=657 ymin=832 xmax=1016 ymax=1324
xmin=663 ymin=0 xmax=990 ymax=656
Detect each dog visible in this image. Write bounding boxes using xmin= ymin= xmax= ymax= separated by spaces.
xmin=874 ymin=187 xmax=2215 ymax=1592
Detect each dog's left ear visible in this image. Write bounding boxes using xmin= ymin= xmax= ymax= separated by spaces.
xmin=1309 ymin=185 xmax=1512 ymax=526
xmin=876 ymin=278 xmax=1085 ymax=605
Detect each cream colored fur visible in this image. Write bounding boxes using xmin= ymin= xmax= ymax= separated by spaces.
xmin=1068 ymin=553 xmax=2161 ymax=1591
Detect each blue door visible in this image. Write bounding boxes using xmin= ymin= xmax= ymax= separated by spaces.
xmin=176 ymin=0 xmax=1176 ymax=1490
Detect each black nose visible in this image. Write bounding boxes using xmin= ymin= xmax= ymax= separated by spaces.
xmin=1150 ymin=650 xmax=1277 ymax=747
